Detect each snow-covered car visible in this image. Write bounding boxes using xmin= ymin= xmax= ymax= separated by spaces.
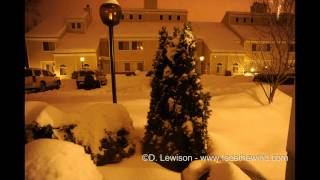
xmin=75 ymin=69 xmax=107 ymax=89
xmin=25 ymin=68 xmax=61 ymax=91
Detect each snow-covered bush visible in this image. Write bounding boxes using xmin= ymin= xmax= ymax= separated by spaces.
xmin=25 ymin=101 xmax=136 ymax=166
xmin=25 ymin=139 xmax=103 ymax=180
xmin=181 ymin=160 xmax=251 ymax=180
xmin=73 ymin=103 xmax=136 ymax=165
xmin=143 ymin=24 xmax=211 ymax=172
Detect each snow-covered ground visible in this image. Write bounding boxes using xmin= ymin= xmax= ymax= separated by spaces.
xmin=25 ymin=74 xmax=293 ymax=180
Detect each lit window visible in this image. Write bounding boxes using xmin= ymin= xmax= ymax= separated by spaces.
xmin=119 ymin=41 xmax=130 ymax=50
xmin=233 ymin=63 xmax=239 ymax=73
xmin=43 ymin=42 xmax=55 ymax=51
xmin=137 ymin=62 xmax=144 ymax=71
xmin=132 ymin=41 xmax=143 ymax=50
xmin=60 ymin=64 xmax=67 ymax=75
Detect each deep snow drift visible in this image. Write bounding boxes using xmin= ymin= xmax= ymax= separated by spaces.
xmin=25 ymin=74 xmax=293 ymax=180
xmin=25 ymin=139 xmax=103 ymax=180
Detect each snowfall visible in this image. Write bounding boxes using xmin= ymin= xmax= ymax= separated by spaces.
xmin=25 ymin=73 xmax=294 ymax=180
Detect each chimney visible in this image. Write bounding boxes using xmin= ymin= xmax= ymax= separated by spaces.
xmin=144 ymin=0 xmax=157 ymax=9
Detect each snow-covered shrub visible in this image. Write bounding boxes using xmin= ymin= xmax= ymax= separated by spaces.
xmin=25 ymin=102 xmax=77 ymax=144
xmin=25 ymin=101 xmax=136 ymax=166
xmin=143 ymin=24 xmax=211 ymax=172
xmin=25 ymin=139 xmax=103 ymax=180
xmin=73 ymin=103 xmax=136 ymax=165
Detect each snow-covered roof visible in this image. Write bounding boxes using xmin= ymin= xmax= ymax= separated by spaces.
xmin=54 ymin=21 xmax=105 ymax=53
xmin=191 ymin=22 xmax=244 ymax=53
xmin=229 ymin=24 xmax=272 ymax=41
xmin=25 ymin=17 xmax=66 ymax=38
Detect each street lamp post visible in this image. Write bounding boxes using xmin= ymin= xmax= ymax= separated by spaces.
xmin=199 ymin=56 xmax=205 ymax=74
xmin=100 ymin=0 xmax=122 ymax=104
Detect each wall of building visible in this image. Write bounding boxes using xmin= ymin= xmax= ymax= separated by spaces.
xmin=53 ymin=53 xmax=98 ymax=77
xmin=26 ymin=40 xmax=55 ymax=68
xmin=121 ymin=11 xmax=187 ymax=22
xmin=113 ymin=39 xmax=158 ymax=72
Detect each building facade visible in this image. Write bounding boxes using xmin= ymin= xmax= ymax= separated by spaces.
xmin=25 ymin=1 xmax=295 ymax=78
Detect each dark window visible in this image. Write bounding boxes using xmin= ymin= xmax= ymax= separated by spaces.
xmin=77 ymin=23 xmax=81 ymax=29
xmin=132 ymin=41 xmax=143 ymax=50
xmin=216 ymin=63 xmax=222 ymax=73
xmin=243 ymin=18 xmax=246 ymax=23
xmin=42 ymin=70 xmax=49 ymax=76
xmin=25 ymin=69 xmax=33 ymax=77
xmin=119 ymin=41 xmax=130 ymax=50
xmin=137 ymin=63 xmax=144 ymax=71
xmin=124 ymin=63 xmax=130 ymax=71
xmin=160 ymin=15 xmax=163 ymax=20
xmin=251 ymin=18 xmax=254 ymax=23
xmin=169 ymin=15 xmax=172 ymax=20
xmin=121 ymin=14 xmax=124 ymax=20
xmin=34 ymin=70 xmax=41 ymax=76
xmin=252 ymin=44 xmax=257 ymax=51
xmin=43 ymin=42 xmax=55 ymax=51
xmin=177 ymin=15 xmax=180 ymax=21
xmin=289 ymin=44 xmax=295 ymax=52
xmin=130 ymin=14 xmax=133 ymax=20
xmin=266 ymin=44 xmax=271 ymax=51
xmin=72 ymin=23 xmax=75 ymax=29
xmin=139 ymin=14 xmax=142 ymax=20
xmin=236 ymin=17 xmax=239 ymax=22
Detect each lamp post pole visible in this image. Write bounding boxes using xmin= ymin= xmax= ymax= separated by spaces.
xmin=100 ymin=0 xmax=122 ymax=104
xmin=108 ymin=25 xmax=117 ymax=103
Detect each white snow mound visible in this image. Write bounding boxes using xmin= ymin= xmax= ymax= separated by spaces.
xmin=25 ymin=101 xmax=49 ymax=124
xmin=182 ymin=160 xmax=250 ymax=180
xmin=73 ymin=103 xmax=134 ymax=155
xmin=25 ymin=139 xmax=103 ymax=180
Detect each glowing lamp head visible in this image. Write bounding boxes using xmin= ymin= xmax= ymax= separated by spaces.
xmin=199 ymin=56 xmax=205 ymax=62
xmin=250 ymin=67 xmax=255 ymax=72
xmin=100 ymin=0 xmax=122 ymax=26
xmin=80 ymin=57 xmax=85 ymax=62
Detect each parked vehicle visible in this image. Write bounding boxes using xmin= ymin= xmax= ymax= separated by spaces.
xmin=25 ymin=68 xmax=61 ymax=91
xmin=75 ymin=69 xmax=107 ymax=89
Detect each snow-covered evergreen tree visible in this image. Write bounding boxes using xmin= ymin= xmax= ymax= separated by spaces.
xmin=143 ymin=24 xmax=211 ymax=172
